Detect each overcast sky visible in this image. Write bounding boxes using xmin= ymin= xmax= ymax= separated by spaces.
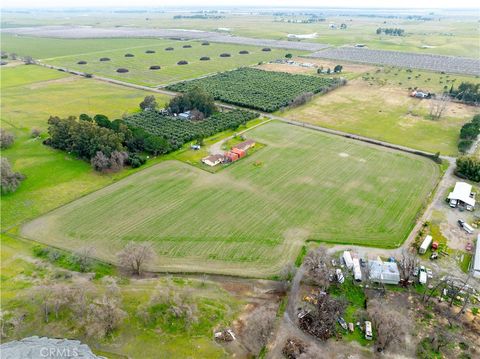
xmin=2 ymin=0 xmax=480 ymax=9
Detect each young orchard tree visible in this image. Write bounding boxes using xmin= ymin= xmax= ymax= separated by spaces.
xmin=117 ymin=241 xmax=156 ymax=275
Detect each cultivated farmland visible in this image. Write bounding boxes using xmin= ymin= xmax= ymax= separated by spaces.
xmin=310 ymin=47 xmax=480 ymax=76
xmin=30 ymin=38 xmax=295 ymax=86
xmin=21 ymin=121 xmax=439 ymax=277
xmin=125 ymin=109 xmax=258 ymax=149
xmin=167 ymin=68 xmax=341 ymax=112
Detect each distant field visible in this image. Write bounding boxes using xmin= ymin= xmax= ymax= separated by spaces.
xmin=280 ymin=79 xmax=479 ymax=156
xmin=167 ymin=67 xmax=338 ymax=112
xmin=21 ymin=121 xmax=439 ymax=276
xmin=2 ymin=12 xmax=478 ymax=57
xmin=6 ymin=36 xmax=297 ymax=86
xmin=0 ymin=65 xmax=170 ymax=229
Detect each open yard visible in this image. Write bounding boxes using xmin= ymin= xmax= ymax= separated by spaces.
xmin=6 ymin=36 xmax=297 ymax=86
xmin=0 ymin=65 xmax=170 ymax=229
xmin=280 ymin=79 xmax=479 ymax=156
xmin=20 ymin=121 xmax=439 ymax=277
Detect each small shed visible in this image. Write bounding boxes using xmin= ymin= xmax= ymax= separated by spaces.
xmin=368 ymin=259 xmax=401 ymax=285
xmin=234 ymin=140 xmax=256 ymax=152
xmin=231 ymin=148 xmax=246 ymax=158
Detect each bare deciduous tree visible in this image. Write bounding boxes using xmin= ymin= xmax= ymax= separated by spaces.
xmin=0 ymin=129 xmax=15 ymax=149
xmin=74 ymin=246 xmax=95 ymax=272
xmin=1 ymin=158 xmax=25 ymax=194
xmin=298 ymin=292 xmax=346 ymax=340
xmin=429 ymin=93 xmax=450 ymax=120
xmin=303 ymin=246 xmax=332 ymax=290
xmin=242 ymin=305 xmax=276 ymax=355
xmin=367 ymin=299 xmax=408 ymax=352
xmin=398 ymin=249 xmax=418 ymax=286
xmin=117 ymin=241 xmax=156 ymax=275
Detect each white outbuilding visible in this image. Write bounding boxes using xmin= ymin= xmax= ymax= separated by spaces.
xmin=447 ymin=182 xmax=476 ymax=210
xmin=343 ymin=251 xmax=353 ymax=270
xmin=368 ymin=259 xmax=401 ymax=285
xmin=473 ymin=234 xmax=480 ymax=278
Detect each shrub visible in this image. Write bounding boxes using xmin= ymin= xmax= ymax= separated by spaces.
xmin=116 ymin=68 xmax=129 ymax=73
xmin=149 ymin=65 xmax=161 ymax=70
xmin=455 ymin=156 xmax=480 ymax=182
xmin=165 ymin=47 xmax=174 ymax=51
xmin=199 ymin=56 xmax=210 ymax=61
xmin=201 ymin=42 xmax=210 ymax=45
xmin=262 ymin=48 xmax=271 ymax=52
xmin=1 ymin=158 xmax=25 ymax=194
xmin=84 ymin=73 xmax=93 ymax=78
xmin=145 ymin=50 xmax=156 ymax=54
xmin=0 ymin=129 xmax=15 ymax=149
xmin=31 ymin=128 xmax=41 ymax=138
xmin=124 ymin=53 xmax=135 ymax=57
xmin=77 ymin=61 xmax=87 ymax=65
xmin=219 ymin=53 xmax=231 ymax=57
xmin=239 ymin=50 xmax=249 ymax=54
xmin=458 ymin=139 xmax=473 ymax=153
xmin=183 ymin=45 xmax=192 ymax=48
xmin=177 ymin=60 xmax=188 ymax=65
xmin=126 ymin=153 xmax=147 ymax=168
xmin=99 ymin=57 xmax=110 ymax=61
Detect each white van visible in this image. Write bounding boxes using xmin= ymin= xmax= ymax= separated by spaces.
xmin=463 ymin=222 xmax=474 ymax=234
xmin=365 ymin=321 xmax=373 ymax=340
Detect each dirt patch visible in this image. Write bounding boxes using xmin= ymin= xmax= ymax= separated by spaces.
xmin=26 ymin=76 xmax=78 ymax=89
xmin=257 ymin=63 xmax=315 ymax=75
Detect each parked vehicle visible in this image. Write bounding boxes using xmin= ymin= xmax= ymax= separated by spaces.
xmin=430 ymin=252 xmax=438 ymax=260
xmin=419 ymin=266 xmax=427 ymax=284
xmin=338 ymin=317 xmax=348 ymax=331
xmin=466 ymin=242 xmax=473 ymax=251
xmin=360 ymin=258 xmax=366 ymax=267
xmin=364 ymin=321 xmax=373 ymax=340
xmin=449 ymin=199 xmax=458 ymax=208
xmin=458 ymin=219 xmax=474 ymax=234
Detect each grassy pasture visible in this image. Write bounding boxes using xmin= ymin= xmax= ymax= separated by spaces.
xmin=21 ymin=37 xmax=296 ymax=86
xmin=0 ymin=65 xmax=170 ymax=229
xmin=21 ymin=121 xmax=439 ymax=277
xmin=280 ymin=79 xmax=479 ymax=156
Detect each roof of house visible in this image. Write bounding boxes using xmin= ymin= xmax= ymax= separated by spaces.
xmin=447 ymin=182 xmax=475 ymax=207
xmin=203 ymin=154 xmax=224 ymax=163
xmin=368 ymin=259 xmax=400 ymax=283
xmin=234 ymin=139 xmax=255 ymax=151
xmin=231 ymin=148 xmax=245 ymax=155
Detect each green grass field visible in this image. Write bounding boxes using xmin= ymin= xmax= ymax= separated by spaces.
xmin=0 ymin=65 xmax=170 ymax=229
xmin=3 ymin=36 xmax=298 ymax=86
xmin=20 ymin=121 xmax=439 ymax=277
xmin=280 ymin=78 xmax=479 ymax=156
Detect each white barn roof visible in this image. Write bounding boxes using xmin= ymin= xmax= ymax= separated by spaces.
xmin=368 ymin=260 xmax=400 ymax=284
xmin=448 ymin=182 xmax=475 ymax=207
xmin=474 ymin=234 xmax=480 ymax=278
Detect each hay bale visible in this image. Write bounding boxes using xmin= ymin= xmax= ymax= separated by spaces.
xmin=183 ymin=45 xmax=192 ymax=48
xmin=165 ymin=47 xmax=174 ymax=51
xmin=262 ymin=48 xmax=271 ymax=52
xmin=145 ymin=50 xmax=156 ymax=54
xmin=99 ymin=57 xmax=110 ymax=61
xmin=116 ymin=68 xmax=129 ymax=73
xmin=177 ymin=60 xmax=188 ymax=65
xmin=149 ymin=65 xmax=161 ymax=70
xmin=239 ymin=50 xmax=249 ymax=54
xmin=201 ymin=42 xmax=210 ymax=46
xmin=200 ymin=56 xmax=210 ymax=61
xmin=124 ymin=53 xmax=135 ymax=57
xmin=219 ymin=53 xmax=231 ymax=57
xmin=77 ymin=60 xmax=87 ymax=65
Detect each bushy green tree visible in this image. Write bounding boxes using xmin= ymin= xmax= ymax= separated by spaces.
xmin=455 ymin=156 xmax=480 ymax=182
xmin=139 ymin=95 xmax=158 ymax=111
xmin=168 ymin=86 xmax=216 ymax=117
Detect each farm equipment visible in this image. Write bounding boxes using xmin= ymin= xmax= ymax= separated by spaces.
xmin=430 ymin=252 xmax=438 ymax=260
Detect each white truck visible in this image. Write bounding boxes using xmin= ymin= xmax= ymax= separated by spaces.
xmin=364 ymin=321 xmax=373 ymax=340
xmin=419 ymin=266 xmax=427 ymax=285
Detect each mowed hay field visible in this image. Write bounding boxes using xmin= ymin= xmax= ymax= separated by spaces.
xmin=21 ymin=121 xmax=439 ymax=277
xmin=40 ymin=38 xmax=294 ymax=86
xmin=1 ymin=65 xmax=170 ymax=229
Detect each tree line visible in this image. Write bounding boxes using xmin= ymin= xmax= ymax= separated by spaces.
xmin=458 ymin=114 xmax=480 ymax=153
xmin=449 ymin=82 xmax=480 ymax=105
xmin=376 ymin=27 xmax=405 ymax=36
